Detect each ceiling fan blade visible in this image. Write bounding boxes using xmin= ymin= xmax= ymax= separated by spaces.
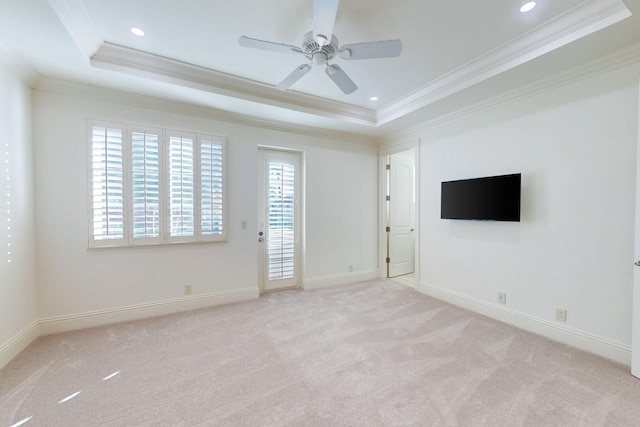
xmin=338 ymin=40 xmax=403 ymax=60
xmin=313 ymin=0 xmax=339 ymax=46
xmin=276 ymin=64 xmax=312 ymax=90
xmin=325 ymin=64 xmax=357 ymax=94
xmin=239 ymin=36 xmax=304 ymax=55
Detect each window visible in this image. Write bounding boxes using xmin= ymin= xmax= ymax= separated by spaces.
xmin=267 ymin=161 xmax=296 ymax=280
xmin=90 ymin=123 xmax=124 ymax=242
xmin=131 ymin=126 xmax=161 ymax=242
xmin=88 ymin=120 xmax=226 ymax=247
xmin=168 ymin=131 xmax=195 ymax=239
xmin=200 ymin=137 xmax=225 ymax=236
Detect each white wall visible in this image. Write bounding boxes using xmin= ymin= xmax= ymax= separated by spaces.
xmin=386 ymin=62 xmax=640 ymax=363
xmin=32 ymin=85 xmax=378 ymax=329
xmin=0 ymin=59 xmax=38 ymax=367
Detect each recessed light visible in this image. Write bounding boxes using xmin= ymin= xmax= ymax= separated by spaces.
xmin=131 ymin=27 xmax=145 ymax=37
xmin=370 ymin=96 xmax=379 ymax=101
xmin=520 ymin=2 xmax=536 ymax=13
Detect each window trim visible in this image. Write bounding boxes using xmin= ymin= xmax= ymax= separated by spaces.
xmin=87 ymin=119 xmax=227 ymax=249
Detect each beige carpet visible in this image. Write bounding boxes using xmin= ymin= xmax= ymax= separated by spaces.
xmin=1 ymin=280 xmax=640 ymax=426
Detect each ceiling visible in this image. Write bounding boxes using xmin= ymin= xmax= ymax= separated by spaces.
xmin=1 ymin=0 xmax=639 ymax=138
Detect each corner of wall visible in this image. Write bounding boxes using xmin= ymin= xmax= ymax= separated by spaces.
xmin=0 ymin=322 xmax=39 ymax=371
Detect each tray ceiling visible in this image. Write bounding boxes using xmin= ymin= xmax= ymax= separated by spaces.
xmin=0 ymin=0 xmax=639 ymax=136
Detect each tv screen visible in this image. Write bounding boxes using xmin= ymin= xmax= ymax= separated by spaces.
xmin=441 ymin=173 xmax=521 ymax=221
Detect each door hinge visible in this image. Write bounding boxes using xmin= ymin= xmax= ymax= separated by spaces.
xmin=386 ymin=257 xmax=391 ymax=264
xmin=386 ymin=195 xmax=390 ymax=201
xmin=386 ymin=226 xmax=390 ymax=232
xmin=386 ymin=164 xmax=391 ymax=170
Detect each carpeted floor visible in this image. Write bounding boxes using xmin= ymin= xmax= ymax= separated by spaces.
xmin=1 ymin=280 xmax=640 ymax=426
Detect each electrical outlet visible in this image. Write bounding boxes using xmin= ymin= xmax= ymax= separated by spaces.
xmin=497 ymin=292 xmax=506 ymax=304
xmin=184 ymin=284 xmax=192 ymax=295
xmin=556 ymin=308 xmax=567 ymax=322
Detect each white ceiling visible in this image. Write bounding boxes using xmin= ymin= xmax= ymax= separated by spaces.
xmin=1 ymin=0 xmax=639 ymax=137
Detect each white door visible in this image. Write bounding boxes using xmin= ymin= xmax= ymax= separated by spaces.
xmin=632 ymin=94 xmax=640 ymax=377
xmin=388 ymin=150 xmax=415 ymax=278
xmin=258 ymin=149 xmax=301 ymax=292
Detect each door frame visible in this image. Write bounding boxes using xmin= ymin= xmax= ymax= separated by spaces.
xmin=379 ymin=140 xmax=420 ymax=289
xmin=632 ymin=77 xmax=640 ymax=378
xmin=257 ymin=146 xmax=305 ymax=294
xmin=388 ymin=149 xmax=416 ymax=278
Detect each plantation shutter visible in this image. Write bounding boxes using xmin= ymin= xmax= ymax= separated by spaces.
xmin=89 ymin=122 xmax=227 ymax=247
xmin=90 ymin=123 xmax=124 ymax=244
xmin=168 ymin=132 xmax=195 ymax=238
xmin=131 ymin=128 xmax=161 ymax=241
xmin=267 ymin=161 xmax=296 ymax=280
xmin=200 ymin=137 xmax=224 ymax=238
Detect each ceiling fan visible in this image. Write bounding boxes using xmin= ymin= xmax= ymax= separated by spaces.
xmin=238 ymin=0 xmax=402 ymax=95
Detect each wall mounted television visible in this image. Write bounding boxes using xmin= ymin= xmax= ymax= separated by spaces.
xmin=440 ymin=173 xmax=521 ymax=222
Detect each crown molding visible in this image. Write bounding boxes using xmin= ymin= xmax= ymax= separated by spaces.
xmin=33 ymin=77 xmax=376 ymax=145
xmin=382 ymin=42 xmax=640 ymax=143
xmin=376 ymin=0 xmax=631 ymax=126
xmin=90 ymin=42 xmax=377 ymax=127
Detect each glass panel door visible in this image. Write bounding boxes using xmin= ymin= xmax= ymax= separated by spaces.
xmin=258 ymin=149 xmax=301 ymax=292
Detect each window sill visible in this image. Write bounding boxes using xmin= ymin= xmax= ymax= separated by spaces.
xmin=88 ymin=237 xmax=227 ymax=251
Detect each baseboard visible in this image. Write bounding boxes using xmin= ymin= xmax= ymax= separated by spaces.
xmin=303 ymin=269 xmax=379 ymax=291
xmin=39 ymin=287 xmax=259 ymax=336
xmin=0 ymin=321 xmax=40 ymax=371
xmin=418 ymin=282 xmax=632 ymax=366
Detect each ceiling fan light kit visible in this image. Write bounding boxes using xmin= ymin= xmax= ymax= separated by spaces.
xmin=238 ymin=0 xmax=402 ymax=95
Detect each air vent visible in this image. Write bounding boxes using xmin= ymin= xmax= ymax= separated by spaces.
xmin=322 ymin=44 xmax=336 ymax=55
xmin=305 ymin=41 xmax=320 ymax=54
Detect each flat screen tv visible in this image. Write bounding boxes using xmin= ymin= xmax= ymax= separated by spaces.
xmin=441 ymin=173 xmax=521 ymax=221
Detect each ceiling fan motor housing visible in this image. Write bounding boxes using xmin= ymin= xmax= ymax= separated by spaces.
xmin=303 ymin=31 xmax=338 ymax=63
